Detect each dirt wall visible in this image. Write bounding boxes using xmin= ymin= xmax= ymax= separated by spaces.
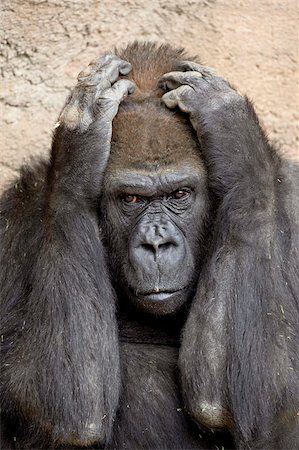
xmin=1 ymin=0 xmax=298 ymax=191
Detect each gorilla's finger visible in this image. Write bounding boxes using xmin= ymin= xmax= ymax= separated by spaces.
xmin=100 ymin=79 xmax=136 ymax=104
xmin=177 ymin=61 xmax=217 ymax=77
xmin=77 ymin=53 xmax=115 ymax=81
xmin=162 ymin=85 xmax=191 ymax=110
xmin=119 ymin=61 xmax=133 ymax=75
xmin=160 ymin=71 xmax=203 ymax=90
xmin=178 ymin=62 xmax=234 ymax=93
xmin=98 ymin=58 xmax=132 ymax=90
xmin=78 ymin=55 xmax=132 ymax=91
xmin=161 ymin=89 xmax=178 ymax=109
xmin=94 ymin=54 xmax=132 ymax=79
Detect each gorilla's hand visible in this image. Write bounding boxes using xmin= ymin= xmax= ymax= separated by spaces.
xmin=50 ymin=55 xmax=135 ymax=203
xmin=160 ymin=62 xmax=271 ymax=195
xmin=160 ymin=61 xmax=241 ymax=126
xmin=59 ymin=54 xmax=135 ymax=133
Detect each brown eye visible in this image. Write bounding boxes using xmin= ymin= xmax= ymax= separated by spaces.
xmin=123 ymin=195 xmax=142 ymax=204
xmin=172 ymin=189 xmax=190 ymax=200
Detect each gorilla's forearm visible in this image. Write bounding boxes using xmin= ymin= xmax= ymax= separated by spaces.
xmin=0 ymin=54 xmax=135 ymax=448
xmin=200 ymin=98 xmax=283 ymax=236
xmin=206 ymin=156 xmax=299 ymax=448
xmin=199 ymin=97 xmax=280 ymax=195
xmin=0 ymin=162 xmax=120 ymax=448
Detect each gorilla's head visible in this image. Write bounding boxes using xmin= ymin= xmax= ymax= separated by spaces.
xmin=101 ymin=43 xmax=209 ymax=315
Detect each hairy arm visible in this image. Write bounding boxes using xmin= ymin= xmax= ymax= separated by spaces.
xmin=161 ymin=63 xmax=299 ymax=448
xmin=0 ymin=55 xmax=135 ymax=448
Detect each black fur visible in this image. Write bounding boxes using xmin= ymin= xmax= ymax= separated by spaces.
xmin=1 ymin=43 xmax=298 ymax=450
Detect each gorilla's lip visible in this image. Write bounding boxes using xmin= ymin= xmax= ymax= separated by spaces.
xmin=131 ymin=288 xmax=186 ymax=302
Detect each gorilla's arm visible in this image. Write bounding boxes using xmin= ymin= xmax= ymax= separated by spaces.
xmin=0 ymin=55 xmax=135 ymax=448
xmin=161 ymin=65 xmax=299 ymax=448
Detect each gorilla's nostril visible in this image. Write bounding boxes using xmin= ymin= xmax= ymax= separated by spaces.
xmin=159 ymin=242 xmax=173 ymax=251
xmin=142 ymin=243 xmax=155 ymax=254
xmin=141 ymin=241 xmax=174 ymax=254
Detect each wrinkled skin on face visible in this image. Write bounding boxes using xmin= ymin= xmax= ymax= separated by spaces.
xmin=102 ymin=102 xmax=209 ymax=315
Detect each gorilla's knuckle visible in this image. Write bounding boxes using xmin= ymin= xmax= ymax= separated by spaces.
xmin=186 ymin=71 xmax=203 ymax=82
xmin=98 ymin=53 xmax=116 ymax=66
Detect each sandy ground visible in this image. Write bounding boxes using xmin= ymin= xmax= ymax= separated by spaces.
xmin=1 ymin=0 xmax=298 ymax=192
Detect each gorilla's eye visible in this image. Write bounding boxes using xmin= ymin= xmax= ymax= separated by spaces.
xmin=123 ymin=194 xmax=143 ymax=204
xmin=171 ymin=189 xmax=191 ymax=200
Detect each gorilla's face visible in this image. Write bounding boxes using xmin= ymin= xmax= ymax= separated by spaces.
xmin=102 ymin=101 xmax=209 ymax=315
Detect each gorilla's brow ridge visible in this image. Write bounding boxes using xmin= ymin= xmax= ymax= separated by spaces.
xmin=106 ymin=170 xmax=202 ymax=196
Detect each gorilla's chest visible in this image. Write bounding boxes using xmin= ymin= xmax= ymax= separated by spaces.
xmin=106 ymin=314 xmax=214 ymax=449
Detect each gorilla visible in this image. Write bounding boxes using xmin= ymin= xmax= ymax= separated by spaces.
xmin=0 ymin=42 xmax=298 ymax=450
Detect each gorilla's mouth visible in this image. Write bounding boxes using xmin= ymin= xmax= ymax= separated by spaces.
xmin=130 ymin=288 xmax=186 ymax=302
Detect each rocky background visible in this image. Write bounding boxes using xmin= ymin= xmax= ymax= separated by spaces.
xmin=1 ymin=0 xmax=298 ymax=192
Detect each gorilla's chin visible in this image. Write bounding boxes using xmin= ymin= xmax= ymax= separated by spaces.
xmin=126 ymin=287 xmax=190 ymax=316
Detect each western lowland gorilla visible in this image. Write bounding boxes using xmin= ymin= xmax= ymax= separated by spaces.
xmin=0 ymin=42 xmax=298 ymax=450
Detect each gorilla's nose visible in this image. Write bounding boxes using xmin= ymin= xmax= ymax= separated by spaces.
xmin=140 ymin=232 xmax=177 ymax=257
xmin=130 ymin=218 xmax=184 ymax=269
xmin=140 ymin=220 xmax=179 ymax=257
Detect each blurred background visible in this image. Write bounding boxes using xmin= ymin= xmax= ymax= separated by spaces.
xmin=1 ymin=0 xmax=298 ymax=191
